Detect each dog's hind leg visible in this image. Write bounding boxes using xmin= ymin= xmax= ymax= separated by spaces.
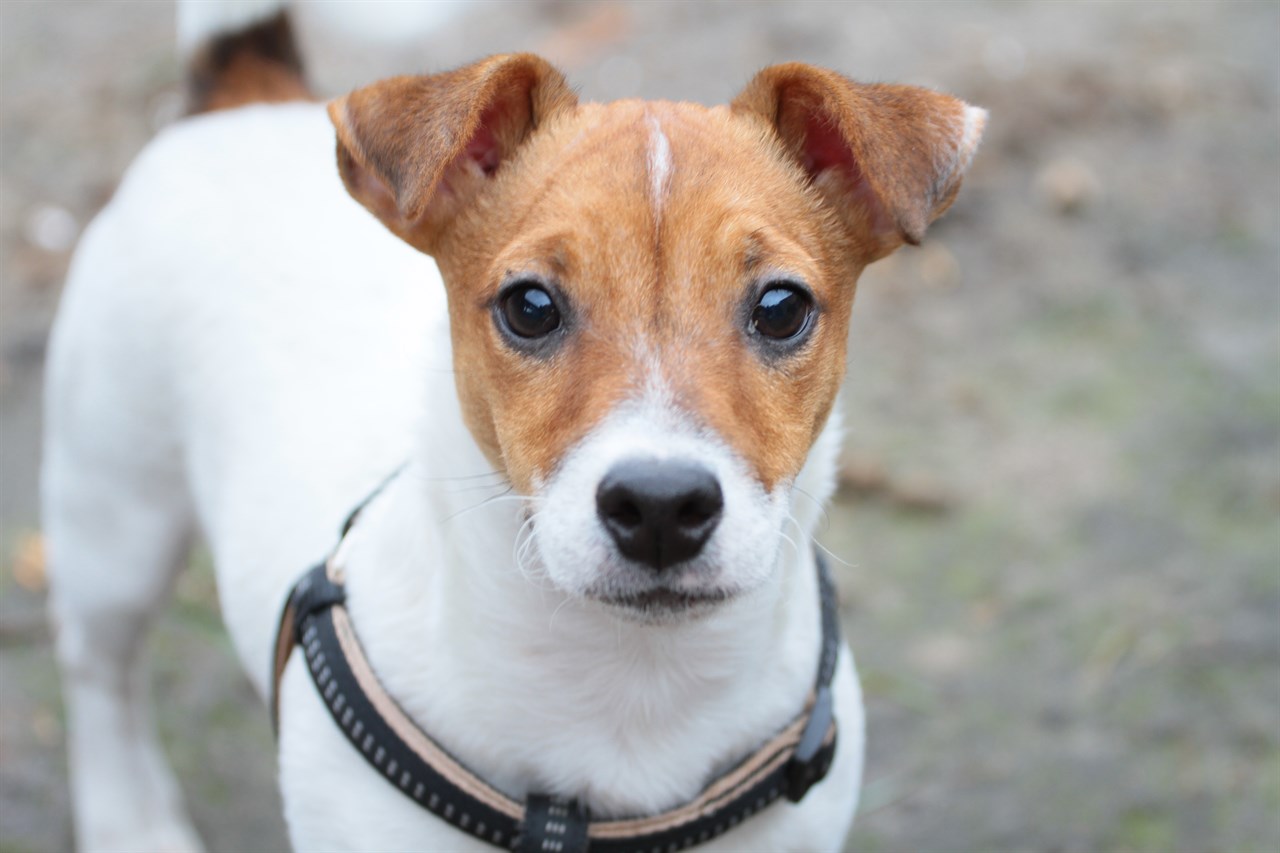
xmin=44 ymin=421 xmax=202 ymax=851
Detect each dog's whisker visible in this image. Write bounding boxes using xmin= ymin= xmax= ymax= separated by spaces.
xmin=782 ymin=512 xmax=810 ymax=543
xmin=514 ymin=533 xmax=539 ymax=578
xmin=512 ymin=512 xmax=537 ymax=552
xmin=814 ymin=539 xmax=853 ymax=568
xmin=443 ymin=495 xmax=544 ymax=533
xmin=791 ymin=485 xmax=832 ymax=534
xmin=442 ymin=487 xmax=519 ymax=523
xmin=781 ymin=512 xmax=851 ymax=569
xmin=512 ymin=514 xmax=555 ymax=589
xmin=548 ymin=593 xmax=576 ymax=631
xmin=445 ymin=481 xmax=523 ymax=495
xmin=787 ymin=514 xmax=856 ymax=570
xmin=777 ymin=529 xmax=802 ymax=561
xmin=410 ymin=470 xmax=505 ymax=483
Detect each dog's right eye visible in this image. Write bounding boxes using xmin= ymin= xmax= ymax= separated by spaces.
xmin=499 ymin=283 xmax=562 ymax=339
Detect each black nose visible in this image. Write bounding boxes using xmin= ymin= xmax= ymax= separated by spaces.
xmin=596 ymin=459 xmax=724 ymax=572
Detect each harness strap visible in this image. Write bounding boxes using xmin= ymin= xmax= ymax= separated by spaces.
xmin=270 ymin=464 xmax=406 ymax=732
xmin=270 ymin=494 xmax=842 ymax=852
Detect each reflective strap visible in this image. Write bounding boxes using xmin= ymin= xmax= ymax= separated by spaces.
xmin=304 ymin=604 xmax=525 ymax=846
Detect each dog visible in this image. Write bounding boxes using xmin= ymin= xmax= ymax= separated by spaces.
xmin=43 ymin=3 xmax=985 ymax=850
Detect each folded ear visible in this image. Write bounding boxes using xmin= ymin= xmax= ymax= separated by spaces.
xmin=328 ymin=53 xmax=576 ymax=252
xmin=732 ymin=63 xmax=986 ymax=261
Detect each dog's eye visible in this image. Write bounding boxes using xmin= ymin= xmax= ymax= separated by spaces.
xmin=500 ymin=283 xmax=561 ymax=338
xmin=751 ymin=285 xmax=813 ymax=340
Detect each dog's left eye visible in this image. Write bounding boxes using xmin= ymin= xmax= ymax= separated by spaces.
xmin=751 ymin=285 xmax=813 ymax=340
xmin=500 ymin=283 xmax=561 ymax=339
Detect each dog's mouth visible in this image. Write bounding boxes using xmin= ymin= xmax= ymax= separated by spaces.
xmin=585 ymin=585 xmax=734 ymax=619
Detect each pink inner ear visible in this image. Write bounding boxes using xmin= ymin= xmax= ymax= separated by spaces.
xmin=438 ymin=109 xmax=504 ymax=199
xmin=464 ymin=120 xmax=502 ymax=176
xmin=801 ymin=111 xmax=896 ymax=240
xmin=801 ymin=113 xmax=856 ymax=177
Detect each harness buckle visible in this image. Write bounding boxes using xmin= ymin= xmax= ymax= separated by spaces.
xmin=785 ymin=685 xmax=835 ymax=803
xmin=290 ymin=563 xmax=347 ymax=641
xmin=519 ymin=794 xmax=590 ymax=853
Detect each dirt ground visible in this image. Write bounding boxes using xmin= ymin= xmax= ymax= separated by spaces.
xmin=2 ymin=2 xmax=1277 ymax=851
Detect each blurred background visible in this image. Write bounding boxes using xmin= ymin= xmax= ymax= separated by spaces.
xmin=2 ymin=1 xmax=1277 ymax=851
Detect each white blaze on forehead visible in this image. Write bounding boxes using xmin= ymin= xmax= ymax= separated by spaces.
xmin=646 ymin=113 xmax=673 ymax=223
xmin=627 ymin=335 xmax=683 ymax=428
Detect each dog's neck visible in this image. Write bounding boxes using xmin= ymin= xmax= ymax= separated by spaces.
xmin=332 ymin=357 xmax=842 ymax=817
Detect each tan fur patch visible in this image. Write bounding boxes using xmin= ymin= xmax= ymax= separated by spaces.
xmin=435 ymin=101 xmax=860 ymax=493
xmin=187 ymin=11 xmax=310 ymax=114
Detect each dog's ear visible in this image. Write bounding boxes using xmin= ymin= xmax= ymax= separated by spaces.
xmin=732 ymin=64 xmax=986 ymax=261
xmin=328 ymin=54 xmax=576 ymax=252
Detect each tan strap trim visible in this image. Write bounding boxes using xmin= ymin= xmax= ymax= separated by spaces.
xmin=270 ymin=598 xmax=298 ymax=732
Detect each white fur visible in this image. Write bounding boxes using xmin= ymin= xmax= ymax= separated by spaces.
xmin=533 ymin=386 xmax=785 ymax=606
xmin=646 ymin=112 xmax=673 ymax=225
xmin=44 ymin=101 xmax=863 ymax=851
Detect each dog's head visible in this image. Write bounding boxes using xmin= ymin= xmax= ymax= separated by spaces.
xmin=329 ymin=54 xmax=984 ymax=618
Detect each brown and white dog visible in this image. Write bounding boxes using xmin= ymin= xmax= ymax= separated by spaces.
xmin=43 ymin=3 xmax=985 ymax=850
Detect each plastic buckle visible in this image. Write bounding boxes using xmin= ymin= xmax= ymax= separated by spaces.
xmin=519 ymin=794 xmax=590 ymax=853
xmin=785 ymin=685 xmax=835 ymax=803
xmin=291 ymin=564 xmax=347 ymax=641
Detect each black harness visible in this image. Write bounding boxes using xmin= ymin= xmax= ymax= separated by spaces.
xmin=271 ymin=487 xmax=841 ymax=853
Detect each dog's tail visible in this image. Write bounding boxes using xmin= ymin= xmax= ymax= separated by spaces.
xmin=178 ymin=0 xmax=310 ymax=115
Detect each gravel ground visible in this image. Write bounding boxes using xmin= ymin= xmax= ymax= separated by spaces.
xmin=2 ymin=2 xmax=1277 ymax=852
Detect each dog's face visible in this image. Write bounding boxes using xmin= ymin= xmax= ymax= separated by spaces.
xmin=330 ymin=55 xmax=984 ymax=617
xmin=436 ymin=101 xmax=859 ymax=615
